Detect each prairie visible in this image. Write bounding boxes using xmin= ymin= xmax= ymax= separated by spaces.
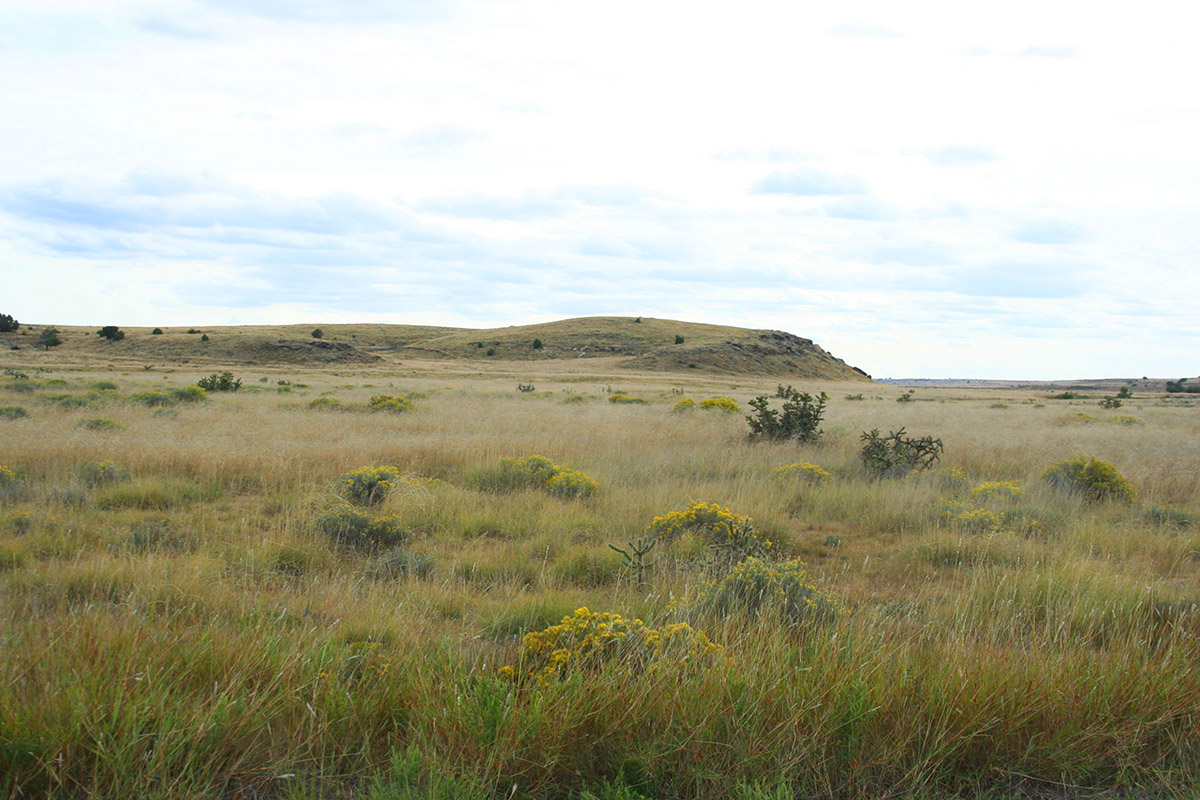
xmin=1 ymin=359 xmax=1198 ymax=799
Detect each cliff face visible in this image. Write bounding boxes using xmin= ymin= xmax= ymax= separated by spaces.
xmin=622 ymin=330 xmax=870 ymax=381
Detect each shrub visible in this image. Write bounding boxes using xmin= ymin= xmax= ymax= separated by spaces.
xmin=0 ymin=313 xmax=18 ymax=332
xmin=308 ymin=397 xmax=348 ymax=411
xmin=468 ymin=455 xmax=599 ymax=499
xmin=78 ymin=460 xmax=129 ymax=487
xmin=896 ymin=390 xmax=915 ymax=403
xmin=772 ymin=462 xmax=832 ymax=486
xmin=696 ymin=556 xmax=840 ymax=622
xmin=196 ymin=372 xmax=240 ymax=392
xmin=562 ymin=394 xmax=588 ymax=404
xmin=1043 ymin=455 xmax=1136 ymax=503
xmin=746 ymin=385 xmax=827 ymax=443
xmin=367 ymin=394 xmax=414 ymax=413
xmin=130 ymin=391 xmax=174 ymax=407
xmin=370 ymin=547 xmax=436 ymax=580
xmin=338 ymin=465 xmax=402 ymax=505
xmin=532 ymin=338 xmax=543 ymax=349
xmin=516 ymin=383 xmax=535 ymax=393
xmin=648 ymin=501 xmax=770 ymax=559
xmin=200 ymin=334 xmax=209 ymax=341
xmin=0 ymin=465 xmax=15 ymax=488
xmin=97 ymin=326 xmax=125 ymax=341
xmin=1117 ymin=385 xmax=1133 ymax=399
xmin=924 ymin=466 xmax=970 ymax=492
xmin=699 ymin=397 xmax=740 ymax=413
xmin=91 ymin=381 xmax=118 ymax=391
xmin=1146 ymin=505 xmax=1198 ymax=529
xmin=120 ymin=520 xmax=192 ymax=553
xmin=311 ymin=328 xmax=324 ymax=339
xmin=77 ymin=417 xmax=123 ymax=431
xmin=971 ymin=481 xmax=1023 ymax=501
xmin=546 ymin=468 xmax=600 ymax=499
xmin=844 ymin=393 xmax=864 ymax=401
xmin=608 ymin=394 xmax=646 ymax=404
xmin=169 ymin=385 xmax=208 ymax=403
xmin=506 ymin=607 xmax=721 ymax=684
xmin=0 ymin=405 xmax=29 ymax=420
xmin=1099 ymin=396 xmax=1122 ymax=410
xmin=674 ymin=334 xmax=685 ymax=344
xmin=43 ymin=393 xmax=93 ymax=409
xmin=860 ymin=427 xmax=943 ymax=477
xmin=314 ymin=504 xmax=409 ymax=551
xmin=672 ymin=397 xmax=696 ymax=412
xmin=152 ymin=327 xmax=163 ymax=335
xmin=39 ymin=328 xmax=62 ymax=349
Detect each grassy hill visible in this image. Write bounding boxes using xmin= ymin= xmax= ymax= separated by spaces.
xmin=0 ymin=317 xmax=870 ymax=380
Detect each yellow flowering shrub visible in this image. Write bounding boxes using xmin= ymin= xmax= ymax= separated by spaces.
xmin=0 ymin=465 xmax=15 ymax=487
xmin=922 ymin=466 xmax=970 ymax=492
xmin=468 ymin=455 xmax=598 ymax=498
xmin=772 ymin=462 xmax=832 ymax=486
xmin=367 ymin=394 xmax=415 ymax=413
xmin=1043 ymin=455 xmax=1136 ymax=503
xmin=648 ymin=501 xmax=770 ymax=558
xmin=696 ymin=556 xmax=841 ymax=622
xmin=338 ymin=465 xmax=402 ymax=505
xmin=512 ymin=607 xmax=722 ymax=684
xmin=971 ymin=481 xmax=1023 ymax=501
xmin=699 ymin=397 xmax=740 ymax=413
xmin=672 ymin=398 xmax=696 ymax=412
xmin=314 ymin=502 xmax=409 ymax=551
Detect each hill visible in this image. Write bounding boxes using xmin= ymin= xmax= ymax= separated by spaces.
xmin=0 ymin=317 xmax=870 ymax=381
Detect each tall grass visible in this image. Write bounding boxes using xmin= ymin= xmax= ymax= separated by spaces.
xmin=0 ymin=372 xmax=1198 ymax=797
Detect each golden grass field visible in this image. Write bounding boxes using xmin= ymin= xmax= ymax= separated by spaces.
xmin=1 ymin=344 xmax=1198 ymax=799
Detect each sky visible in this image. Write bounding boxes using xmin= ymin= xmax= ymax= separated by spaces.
xmin=1 ymin=0 xmax=1197 ymax=379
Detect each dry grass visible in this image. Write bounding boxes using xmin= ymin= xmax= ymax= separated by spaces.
xmin=0 ymin=363 xmax=1198 ymax=799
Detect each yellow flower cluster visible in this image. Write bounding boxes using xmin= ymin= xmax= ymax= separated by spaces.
xmin=497 ymin=455 xmax=599 ymax=499
xmin=78 ymin=459 xmax=128 ymax=487
xmin=672 ymin=397 xmax=696 ymax=412
xmin=513 ymin=607 xmax=722 ymax=684
xmin=772 ymin=462 xmax=833 ymax=486
xmin=698 ymin=397 xmax=740 ymax=413
xmin=338 ymin=465 xmax=402 ymax=505
xmin=367 ymin=393 xmax=415 ymax=413
xmin=647 ymin=501 xmax=770 ymax=556
xmin=0 ymin=465 xmax=15 ymax=487
xmin=971 ymin=480 xmax=1023 ymax=500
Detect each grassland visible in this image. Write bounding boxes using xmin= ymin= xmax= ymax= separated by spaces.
xmin=0 ymin=354 xmax=1198 ymax=799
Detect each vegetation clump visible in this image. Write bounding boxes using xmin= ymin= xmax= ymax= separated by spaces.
xmin=699 ymin=397 xmax=740 ymax=413
xmin=97 ymin=326 xmax=125 ymax=341
xmin=77 ymin=417 xmax=124 ymax=431
xmin=1146 ymin=504 xmax=1198 ymax=529
xmin=0 ymin=405 xmax=29 ymax=420
xmin=696 ymin=556 xmax=841 ymax=622
xmin=197 ymin=372 xmax=241 ymax=392
xmin=1043 ymin=455 xmax=1137 ymax=503
xmin=78 ymin=460 xmax=129 ymax=487
xmin=0 ymin=313 xmax=18 ymax=332
xmin=468 ymin=455 xmax=598 ymax=499
xmin=746 ymin=385 xmax=827 ymax=443
xmin=860 ymin=427 xmax=943 ymax=477
xmin=367 ymin=393 xmax=414 ymax=413
xmin=648 ymin=501 xmax=770 ymax=559
xmin=314 ymin=503 xmax=409 ymax=552
xmin=505 ymin=607 xmax=722 ymax=685
xmin=672 ymin=397 xmax=696 ymax=412
xmin=772 ymin=461 xmax=832 ymax=486
xmin=608 ymin=393 xmax=646 ymax=405
xmin=338 ymin=465 xmax=402 ymax=505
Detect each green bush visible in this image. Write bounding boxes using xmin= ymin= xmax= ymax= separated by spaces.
xmin=151 ymin=327 xmax=163 ymax=335
xmin=860 ymin=427 xmax=943 ymax=477
xmin=746 ymin=385 xmax=826 ymax=443
xmin=90 ymin=381 xmax=119 ymax=391
xmin=0 ymin=405 xmax=29 ymax=420
xmin=130 ymin=391 xmax=174 ymax=407
xmin=367 ymin=394 xmax=414 ymax=413
xmin=696 ymin=556 xmax=841 ymax=623
xmin=314 ymin=504 xmax=409 ymax=552
xmin=43 ymin=393 xmax=93 ymax=409
xmin=311 ymin=328 xmax=324 ymax=339
xmin=120 ymin=520 xmax=193 ymax=553
xmin=308 ymin=397 xmax=350 ymax=411
xmin=467 ymin=455 xmax=598 ymax=498
xmin=1042 ymin=455 xmax=1136 ymax=503
xmin=1146 ymin=504 xmax=1198 ymax=529
xmin=370 ymin=547 xmax=436 ymax=580
xmin=196 ymin=372 xmax=240 ymax=392
xmin=608 ymin=394 xmax=646 ymax=405
xmin=338 ymin=465 xmax=402 ymax=505
xmin=97 ymin=326 xmax=125 ymax=341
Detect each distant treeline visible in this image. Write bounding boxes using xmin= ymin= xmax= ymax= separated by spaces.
xmin=1165 ymin=378 xmax=1200 ymax=393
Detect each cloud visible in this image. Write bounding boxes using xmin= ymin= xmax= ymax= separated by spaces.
xmin=401 ymin=125 xmax=486 ymax=153
xmin=823 ymin=198 xmax=900 ymax=221
xmin=752 ymin=169 xmax=867 ymax=196
xmin=1010 ymin=220 xmax=1087 ymax=244
xmin=415 ymin=185 xmax=661 ymax=220
xmin=826 ymin=22 xmax=902 ymax=38
xmin=193 ymin=0 xmax=449 ymax=23
xmin=953 ymin=262 xmax=1084 ymax=298
xmin=1018 ymin=46 xmax=1080 ymax=59
xmin=923 ymin=145 xmax=999 ymax=166
xmin=136 ymin=15 xmax=222 ymax=39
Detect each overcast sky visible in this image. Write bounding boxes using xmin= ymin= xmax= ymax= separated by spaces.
xmin=2 ymin=0 xmax=1197 ymax=378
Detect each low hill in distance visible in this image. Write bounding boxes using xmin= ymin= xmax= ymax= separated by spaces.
xmin=0 ymin=317 xmax=871 ymax=381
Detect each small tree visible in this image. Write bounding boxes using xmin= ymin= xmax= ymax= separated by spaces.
xmin=1099 ymin=396 xmax=1122 ymax=410
xmin=532 ymin=338 xmax=544 ymax=350
xmin=311 ymin=328 xmax=324 ymax=339
xmin=97 ymin=326 xmax=125 ymax=341
xmin=152 ymin=327 xmax=164 ymax=335
xmin=1116 ymin=385 xmax=1133 ymax=399
xmin=0 ymin=314 xmax=18 ymax=332
xmin=746 ymin=385 xmax=827 ymax=443
xmin=197 ymin=371 xmax=241 ymax=392
xmin=39 ymin=327 xmax=62 ymax=349
xmin=674 ymin=335 xmax=685 ymax=344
